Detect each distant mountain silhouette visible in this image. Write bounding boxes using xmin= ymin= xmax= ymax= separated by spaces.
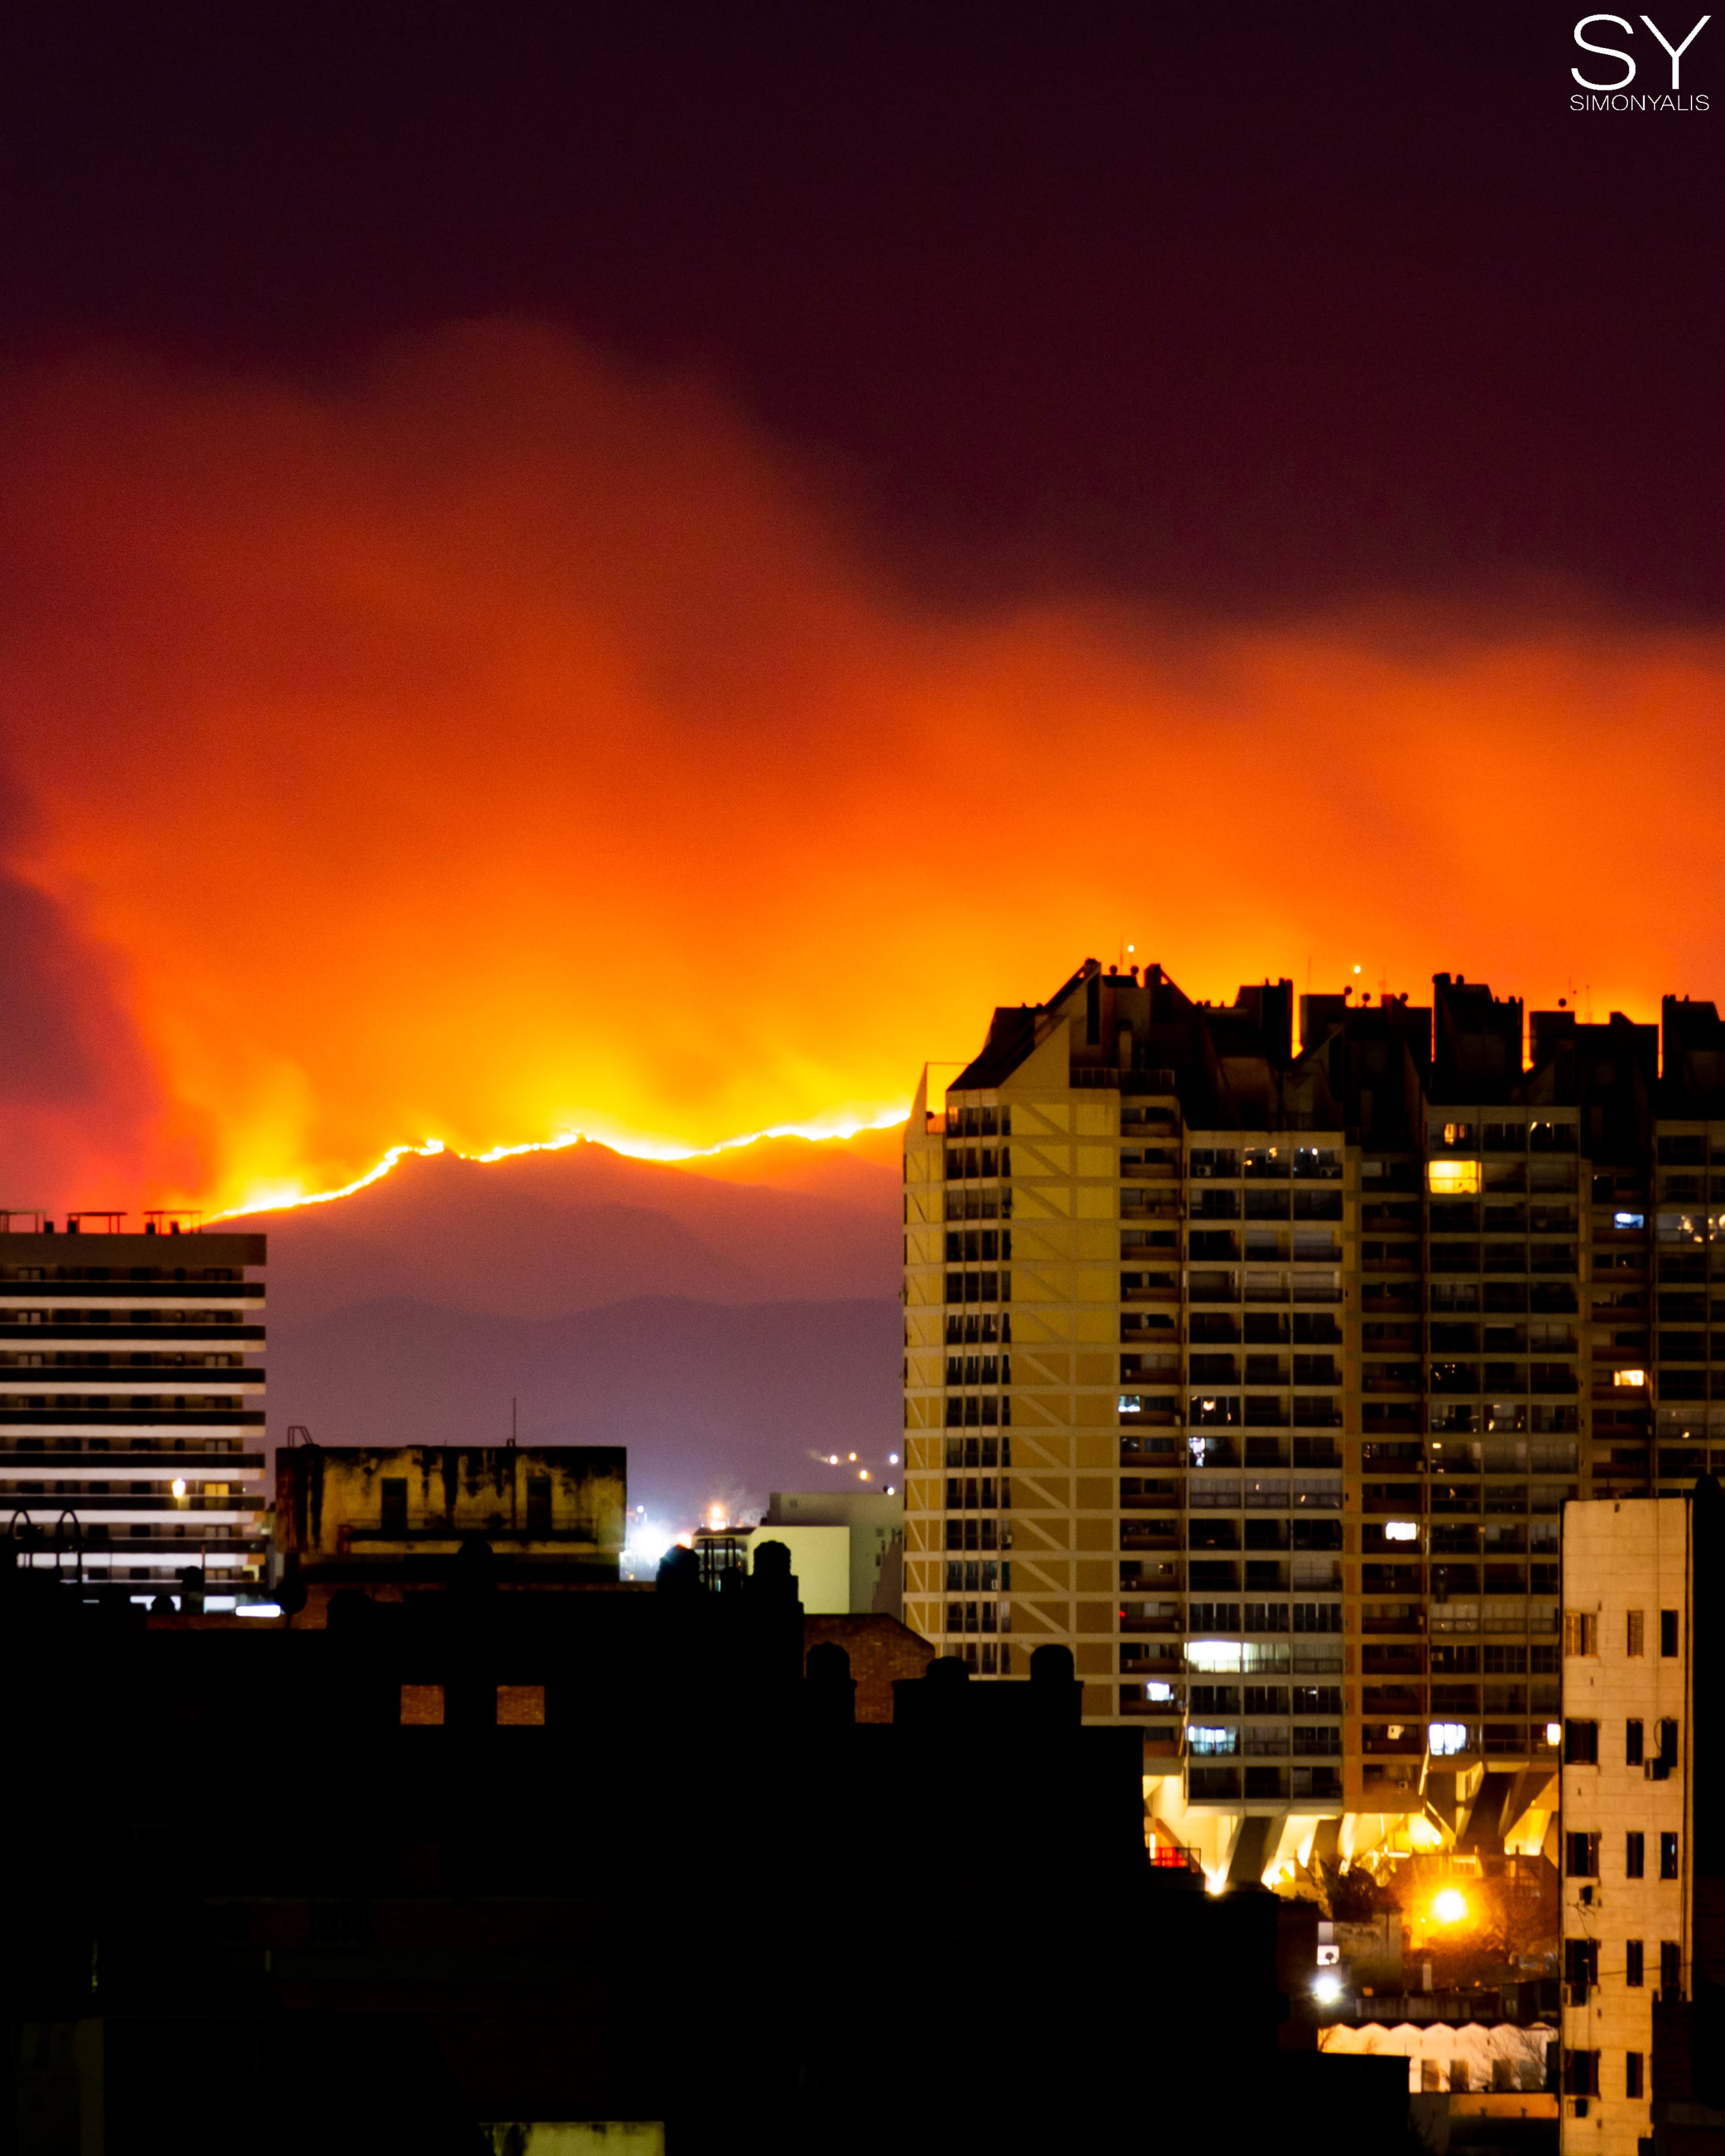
xmin=231 ymin=1125 xmax=905 ymax=1522
xmin=269 ymin=1294 xmax=901 ymax=1526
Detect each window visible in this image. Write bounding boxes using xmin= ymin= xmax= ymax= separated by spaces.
xmin=1626 ymin=1831 xmax=1645 ymax=1879
xmin=1661 ymin=1608 xmax=1680 ymax=1657
xmin=1623 ymin=2052 xmax=1643 ymax=2101
xmin=1564 ymin=1610 xmax=1599 ymax=1656
xmin=380 ymin=1478 xmax=407 ymax=1533
xmin=1564 ymin=1719 xmax=1599 ymax=1764
xmin=1658 ymin=1719 xmax=1680 ymax=1770
xmin=497 ymin=1684 xmax=546 ymax=1726
xmin=1661 ymin=1941 xmax=1682 ymax=1998
xmin=1566 ymin=1938 xmax=1599 ymax=2002
xmin=1566 ymin=1831 xmax=1600 ymax=1878
xmin=1563 ymin=2051 xmax=1599 ymax=2097
xmin=1627 ymin=1718 xmax=1644 ymax=1766
xmin=1626 ymin=1939 xmax=1644 ymax=1988
xmin=1661 ymin=1832 xmax=1679 ymax=1880
xmin=1627 ymin=1608 xmax=1646 ymax=1658
xmin=399 ymin=1683 xmax=444 ymax=1725
xmin=526 ymin=1477 xmax=552 ymax=1534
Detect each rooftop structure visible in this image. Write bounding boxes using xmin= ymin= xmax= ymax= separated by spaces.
xmin=274 ymin=1442 xmax=626 ymax=1617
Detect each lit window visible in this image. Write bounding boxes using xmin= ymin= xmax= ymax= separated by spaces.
xmin=1545 ymin=1722 xmax=1562 ymax=1747
xmin=1429 ymin=1722 xmax=1469 ymax=1757
xmin=1385 ymin=1520 xmax=1419 ymax=1543
xmin=1428 ymin=1160 xmax=1481 ymax=1195
xmin=399 ymin=1684 xmax=445 ymax=1726
xmin=1615 ymin=1211 xmax=1646 ymax=1230
xmin=1187 ymin=1726 xmax=1238 ymax=1755
xmin=1118 ymin=1394 xmax=1143 ymax=1414
xmin=1145 ymin=1681 xmax=1175 ymax=1701
xmin=1615 ymin=1369 xmax=1647 ymax=1388
xmin=1185 ymin=1640 xmax=1243 ymax=1673
xmin=497 ymin=1683 xmax=546 ymax=1726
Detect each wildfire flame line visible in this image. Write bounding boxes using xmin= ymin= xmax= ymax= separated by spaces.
xmin=207 ymin=1105 xmax=908 ymax=1221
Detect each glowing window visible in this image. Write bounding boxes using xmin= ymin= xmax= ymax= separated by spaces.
xmin=1428 ymin=1160 xmax=1481 ymax=1195
xmin=399 ymin=1683 xmax=445 ymax=1726
xmin=1615 ymin=1211 xmax=1646 ymax=1230
xmin=1384 ymin=1520 xmax=1419 ymax=1542
xmin=1615 ymin=1369 xmax=1647 ymax=1388
xmin=1429 ymin=1722 xmax=1470 ymax=1757
xmin=1185 ymin=1640 xmax=1243 ymax=1673
xmin=497 ymin=1684 xmax=546 ymax=1726
xmin=1187 ymin=1726 xmax=1238 ymax=1755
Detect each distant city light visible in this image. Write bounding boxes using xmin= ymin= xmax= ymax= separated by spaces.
xmin=1432 ymin=1888 xmax=1468 ymax=1926
xmin=859 ymin=1469 xmax=870 ymax=1480
xmin=888 ymin=1453 xmax=899 ymax=1464
xmin=235 ymin=1601 xmax=283 ymax=1619
xmin=624 ymin=1515 xmax=678 ymax=1577
xmin=847 ymin=1452 xmax=857 ymax=1461
xmin=1312 ymin=1973 xmax=1344 ymax=2005
xmin=828 ymin=1454 xmax=840 ymax=1465
xmin=885 ymin=1485 xmax=895 ymax=1495
xmin=708 ymin=1504 xmax=727 ymax=1528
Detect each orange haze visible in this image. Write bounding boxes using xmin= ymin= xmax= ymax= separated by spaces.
xmin=1 ymin=321 xmax=1723 ymax=1213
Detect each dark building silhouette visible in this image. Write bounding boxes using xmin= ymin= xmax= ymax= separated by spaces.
xmin=0 ymin=1532 xmax=1406 ymax=2155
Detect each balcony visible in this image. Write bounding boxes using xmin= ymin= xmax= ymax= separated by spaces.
xmin=1362 ymin=1724 xmax=1425 ymax=1755
xmin=1120 ymin=1523 xmax=1179 ymax=1552
xmin=1120 ymin=1481 xmax=1181 ymax=1511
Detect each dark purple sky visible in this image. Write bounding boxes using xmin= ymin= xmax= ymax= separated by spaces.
xmin=0 ymin=1 xmax=1718 ymax=619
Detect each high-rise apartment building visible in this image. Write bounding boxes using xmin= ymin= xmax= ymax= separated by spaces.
xmin=0 ymin=1216 xmax=267 ymax=1597
xmin=902 ymin=959 xmax=1725 ymax=1873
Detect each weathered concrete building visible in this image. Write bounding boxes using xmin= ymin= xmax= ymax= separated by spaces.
xmin=1562 ymin=1480 xmax=1725 ymax=2156
xmin=275 ymin=1442 xmax=625 ymax=1616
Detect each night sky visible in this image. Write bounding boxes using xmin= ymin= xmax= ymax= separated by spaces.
xmin=0 ymin=3 xmax=1720 ymax=1208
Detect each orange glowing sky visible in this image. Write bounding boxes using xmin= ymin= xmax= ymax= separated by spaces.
xmin=3 ymin=321 xmax=1724 ymax=1213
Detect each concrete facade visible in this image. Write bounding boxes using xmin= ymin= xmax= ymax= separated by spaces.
xmin=275 ymin=1442 xmax=625 ymax=1611
xmin=1561 ymin=1498 xmax=1692 ymax=2156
